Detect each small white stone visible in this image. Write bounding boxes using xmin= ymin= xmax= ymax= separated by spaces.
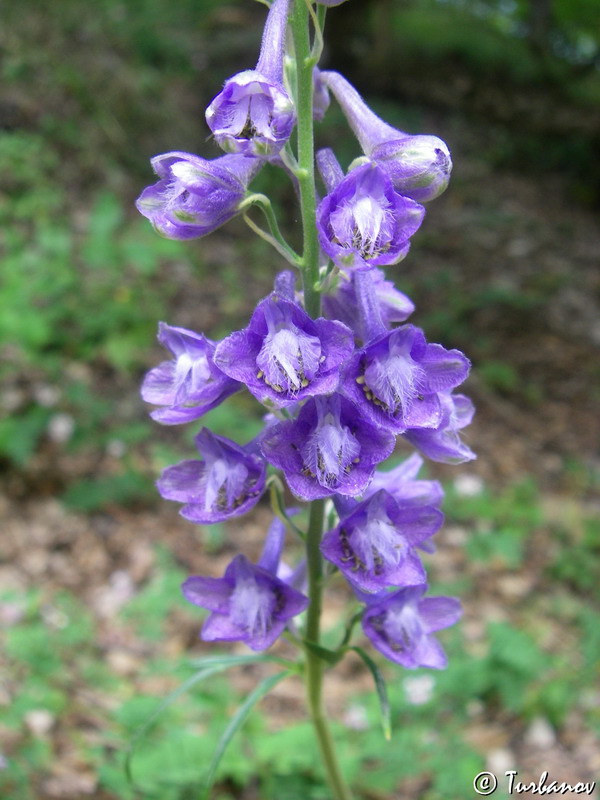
xmin=453 ymin=473 xmax=484 ymax=497
xmin=25 ymin=709 xmax=55 ymax=737
xmin=524 ymin=717 xmax=556 ymax=748
xmin=445 ymin=525 xmax=468 ymax=546
xmin=41 ymin=605 xmax=69 ymax=629
xmin=106 ymin=439 xmax=126 ymax=458
xmin=403 ymin=674 xmax=435 ymax=705
xmin=47 ymin=413 xmax=75 ymax=443
xmin=487 ymin=747 xmax=515 ymax=775
xmin=93 ymin=571 xmax=135 ymax=618
xmin=34 ymin=385 xmax=60 ymax=407
xmin=343 ymin=704 xmax=369 ymax=731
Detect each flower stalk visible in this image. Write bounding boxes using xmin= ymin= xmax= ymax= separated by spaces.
xmin=291 ymin=0 xmax=320 ymax=319
xmin=291 ymin=4 xmax=353 ymax=798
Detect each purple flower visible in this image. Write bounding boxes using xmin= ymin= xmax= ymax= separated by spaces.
xmin=362 ymin=584 xmax=462 ymax=669
xmin=367 ymin=452 xmax=444 ymax=509
xmin=261 ymin=394 xmax=395 ymax=500
xmin=205 ymin=0 xmax=295 ymax=156
xmin=321 ymin=490 xmax=443 ymax=593
xmin=136 ymin=152 xmax=260 ymax=240
xmin=157 ymin=428 xmax=267 ymax=524
xmin=141 ymin=323 xmax=240 ymax=425
xmin=404 ymin=392 xmax=476 ymax=464
xmin=182 ymin=518 xmax=309 ymax=651
xmin=321 ymin=72 xmax=452 ymax=203
xmin=342 ymin=325 xmax=470 ymax=434
xmin=313 ymin=68 xmax=331 ymax=122
xmin=214 ymin=291 xmax=354 ymax=408
xmin=316 ymin=157 xmax=425 ymax=269
xmin=323 ymin=267 xmax=414 ymax=339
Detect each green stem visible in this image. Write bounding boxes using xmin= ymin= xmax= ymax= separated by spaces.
xmin=239 ymin=193 xmax=301 ymax=266
xmin=291 ymin=0 xmax=320 ymax=319
xmin=304 ymin=501 xmax=353 ymax=800
xmin=291 ymin=5 xmax=353 ymax=798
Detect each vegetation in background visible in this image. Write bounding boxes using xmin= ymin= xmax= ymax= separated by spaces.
xmin=1 ymin=1 xmax=598 ymax=795
xmin=1 ymin=485 xmax=598 ymax=799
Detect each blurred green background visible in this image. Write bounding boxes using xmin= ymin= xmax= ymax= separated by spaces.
xmin=1 ymin=0 xmax=599 ymax=798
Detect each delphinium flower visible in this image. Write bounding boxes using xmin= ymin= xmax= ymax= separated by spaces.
xmin=361 ymin=585 xmax=462 ymax=669
xmin=136 ymin=152 xmax=261 ymax=240
xmin=261 ymin=394 xmax=395 ymax=500
xmin=205 ymin=0 xmax=295 ymax=156
xmin=321 ymin=71 xmax=452 ymax=202
xmin=182 ymin=518 xmax=309 ymax=650
xmin=141 ymin=323 xmax=240 ymax=424
xmin=214 ymin=281 xmax=354 ymax=408
xmin=404 ymin=391 xmax=476 ymax=464
xmin=342 ymin=324 xmax=470 ymax=434
xmin=367 ymin=452 xmax=444 ymax=509
xmin=336 ymin=270 xmax=470 ymax=434
xmin=322 ymin=267 xmax=415 ymax=339
xmin=316 ymin=151 xmax=425 ymax=269
xmin=157 ymin=428 xmax=267 ymax=523
xmin=321 ymin=489 xmax=443 ymax=592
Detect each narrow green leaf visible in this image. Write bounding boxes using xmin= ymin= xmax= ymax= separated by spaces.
xmin=351 ymin=646 xmax=392 ymax=741
xmin=188 ymin=652 xmax=296 ymax=670
xmin=202 ymin=671 xmax=290 ymax=799
xmin=303 ymin=639 xmax=342 ymax=665
xmin=126 ymin=657 xmax=269 ymax=786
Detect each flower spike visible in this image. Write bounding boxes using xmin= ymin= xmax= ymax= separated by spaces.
xmin=322 ymin=71 xmax=452 ymax=202
xmin=205 ymin=0 xmax=295 ymax=157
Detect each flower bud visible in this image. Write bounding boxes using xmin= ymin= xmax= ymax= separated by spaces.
xmin=321 ymin=71 xmax=452 ymax=202
xmin=372 ymin=135 xmax=452 ymax=203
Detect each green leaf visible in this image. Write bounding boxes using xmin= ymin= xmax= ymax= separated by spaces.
xmin=303 ymin=640 xmax=342 ymax=666
xmin=188 ymin=653 xmax=296 ymax=671
xmin=202 ymin=671 xmax=290 ymax=799
xmin=351 ymin=646 xmax=392 ymax=741
xmin=126 ymin=660 xmax=259 ymax=787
